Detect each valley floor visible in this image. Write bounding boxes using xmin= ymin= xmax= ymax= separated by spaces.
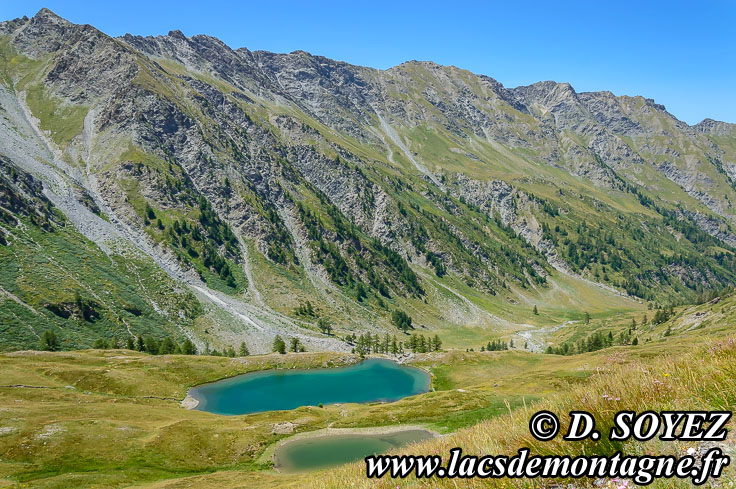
xmin=0 ymin=295 xmax=734 ymax=488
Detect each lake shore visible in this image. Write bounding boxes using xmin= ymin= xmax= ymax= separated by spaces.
xmin=180 ymin=393 xmax=200 ymax=409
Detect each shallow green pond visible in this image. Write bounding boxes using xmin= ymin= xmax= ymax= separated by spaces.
xmin=190 ymin=358 xmax=430 ymax=415
xmin=273 ymin=429 xmax=435 ymax=471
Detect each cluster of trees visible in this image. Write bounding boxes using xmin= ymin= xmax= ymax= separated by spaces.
xmin=694 ymin=286 xmax=734 ymax=305
xmin=272 ymin=335 xmax=306 ymax=354
xmin=402 ymin=210 xmax=446 ymax=279
xmin=295 ymin=200 xmax=423 ymax=301
xmin=432 ymin=199 xmax=548 ymax=289
xmin=391 ymin=309 xmax=413 ymax=332
xmin=39 ymin=330 xmax=255 ymax=357
xmin=415 ymin=241 xmax=446 ymax=278
xmin=347 ymin=332 xmax=442 ymax=357
xmin=540 ymin=196 xmax=736 ymax=301
xmin=143 ymin=197 xmax=241 ymax=290
xmin=490 ymin=214 xmax=549 ymax=288
xmin=89 ymin=334 xmax=198 ymax=355
xmin=202 ymin=341 xmax=250 ymax=357
xmin=651 ymin=305 xmax=675 ymax=325
xmin=293 ymin=302 xmax=334 ymax=335
xmin=317 ymin=317 xmax=333 ymax=335
xmin=295 ymin=301 xmax=316 ymax=317
xmin=542 ymin=300 xmax=695 ymax=357
xmin=197 ymin=197 xmax=239 ymax=253
xmin=545 ymin=329 xmax=639 ymax=356
xmin=481 ymin=339 xmax=512 ymax=352
xmin=407 ymin=333 xmax=442 ymax=353
xmin=263 ymin=205 xmax=294 ymax=265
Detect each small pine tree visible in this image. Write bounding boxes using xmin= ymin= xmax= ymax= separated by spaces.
xmin=126 ymin=336 xmax=135 ymax=350
xmin=137 ymin=334 xmax=145 ymax=352
xmin=273 ymin=335 xmax=286 ymax=354
xmin=356 ymin=282 xmax=367 ymax=302
xmin=159 ymin=337 xmax=176 ymax=355
xmin=533 ymin=305 xmax=539 ymax=315
xmin=318 ymin=317 xmax=332 ymax=335
xmin=181 ymin=339 xmax=197 ymax=355
xmin=40 ymin=331 xmax=59 ymax=351
xmin=584 ymin=312 xmax=591 ymax=324
xmin=632 ymin=337 xmax=639 ymax=346
xmin=239 ymin=341 xmax=249 ymax=356
xmin=144 ymin=336 xmax=159 ymax=355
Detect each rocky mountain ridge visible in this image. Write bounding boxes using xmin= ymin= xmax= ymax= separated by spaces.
xmin=1 ymin=8 xmax=735 ymax=352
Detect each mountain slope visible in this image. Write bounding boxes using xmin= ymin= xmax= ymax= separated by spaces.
xmin=1 ymin=9 xmax=735 ymax=352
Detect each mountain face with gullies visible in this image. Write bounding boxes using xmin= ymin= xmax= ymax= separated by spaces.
xmin=1 ymin=8 xmax=735 ymax=352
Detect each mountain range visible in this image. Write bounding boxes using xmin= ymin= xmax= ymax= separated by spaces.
xmin=1 ymin=8 xmax=735 ymax=353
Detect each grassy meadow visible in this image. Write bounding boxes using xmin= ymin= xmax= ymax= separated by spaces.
xmin=0 ymin=294 xmax=733 ymax=488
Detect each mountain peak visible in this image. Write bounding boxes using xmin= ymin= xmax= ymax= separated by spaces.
xmin=167 ymin=29 xmax=187 ymax=39
xmin=32 ymin=8 xmax=66 ymax=24
xmin=694 ymin=118 xmax=736 ymax=135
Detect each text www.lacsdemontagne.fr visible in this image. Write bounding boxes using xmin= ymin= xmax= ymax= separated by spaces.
xmin=365 ymin=447 xmax=729 ymax=485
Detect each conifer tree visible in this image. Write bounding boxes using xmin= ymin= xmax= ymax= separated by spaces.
xmin=273 ymin=335 xmax=286 ymax=354
xmin=41 ymin=330 xmax=59 ymax=351
xmin=181 ymin=338 xmax=197 ymax=355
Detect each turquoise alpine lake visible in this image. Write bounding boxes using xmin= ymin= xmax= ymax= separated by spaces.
xmin=189 ymin=358 xmax=430 ymax=415
xmin=273 ymin=429 xmax=436 ymax=472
